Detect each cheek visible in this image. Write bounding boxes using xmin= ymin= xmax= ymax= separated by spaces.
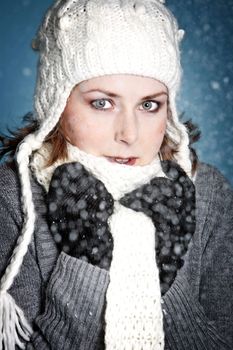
xmin=141 ymin=117 xmax=167 ymax=156
xmin=158 ymin=118 xmax=167 ymax=135
xmin=73 ymin=117 xmax=89 ymax=134
xmin=61 ymin=114 xmax=89 ymax=141
xmin=65 ymin=117 xmax=77 ymax=136
xmin=61 ymin=113 xmax=108 ymax=150
xmin=62 ymin=117 xmax=77 ymax=143
xmin=149 ymin=117 xmax=167 ymax=141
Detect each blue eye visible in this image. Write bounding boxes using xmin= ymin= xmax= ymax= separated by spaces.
xmin=141 ymin=100 xmax=160 ymax=112
xmin=91 ymin=99 xmax=112 ymax=110
xmin=90 ymin=99 xmax=161 ymax=112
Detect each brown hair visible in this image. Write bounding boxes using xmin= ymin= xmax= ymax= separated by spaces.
xmin=0 ymin=111 xmax=201 ymax=175
xmin=0 ymin=113 xmax=67 ymax=166
xmin=159 ymin=108 xmax=201 ymax=176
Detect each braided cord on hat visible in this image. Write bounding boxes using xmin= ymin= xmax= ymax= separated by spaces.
xmin=0 ymin=90 xmax=68 ymax=349
xmin=0 ymin=70 xmax=73 ymax=348
xmin=0 ymin=147 xmax=35 ymax=349
xmin=0 ymin=95 xmax=68 ymax=348
xmin=0 ymin=136 xmax=42 ymax=349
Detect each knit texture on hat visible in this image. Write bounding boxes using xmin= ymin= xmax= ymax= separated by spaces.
xmin=32 ymin=0 xmax=191 ymax=176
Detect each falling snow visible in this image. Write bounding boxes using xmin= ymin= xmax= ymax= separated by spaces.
xmin=22 ymin=67 xmax=32 ymax=77
xmin=210 ymin=81 xmax=221 ymax=91
xmin=0 ymin=0 xmax=233 ymax=185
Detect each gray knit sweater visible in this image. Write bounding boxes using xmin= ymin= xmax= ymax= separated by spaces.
xmin=0 ymin=161 xmax=232 ymax=349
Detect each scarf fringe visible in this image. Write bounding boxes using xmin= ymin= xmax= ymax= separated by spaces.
xmin=0 ymin=291 xmax=32 ymax=350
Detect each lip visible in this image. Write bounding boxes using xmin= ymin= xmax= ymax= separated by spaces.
xmin=106 ymin=156 xmax=138 ymax=166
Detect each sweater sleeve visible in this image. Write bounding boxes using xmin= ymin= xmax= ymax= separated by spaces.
xmin=0 ymin=164 xmax=109 ymax=350
xmin=162 ymin=275 xmax=231 ymax=350
xmin=198 ymin=166 xmax=233 ymax=346
xmin=29 ymin=253 xmax=109 ymax=350
xmin=161 ymin=164 xmax=233 ymax=350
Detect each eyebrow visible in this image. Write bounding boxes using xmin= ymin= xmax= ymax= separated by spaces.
xmin=82 ymin=89 xmax=168 ymax=99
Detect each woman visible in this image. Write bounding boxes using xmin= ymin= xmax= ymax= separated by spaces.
xmin=0 ymin=0 xmax=232 ymax=349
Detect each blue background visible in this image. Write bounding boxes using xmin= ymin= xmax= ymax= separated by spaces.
xmin=0 ymin=0 xmax=233 ymax=184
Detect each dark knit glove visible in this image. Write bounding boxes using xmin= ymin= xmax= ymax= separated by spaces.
xmin=47 ymin=162 xmax=114 ymax=270
xmin=120 ymin=160 xmax=196 ymax=294
xmin=47 ymin=160 xmax=196 ymax=294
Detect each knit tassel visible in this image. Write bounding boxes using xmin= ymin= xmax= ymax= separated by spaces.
xmin=0 ymin=291 xmax=32 ymax=350
xmin=0 ymin=136 xmax=39 ymax=350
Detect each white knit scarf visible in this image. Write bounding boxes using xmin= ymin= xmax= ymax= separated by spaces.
xmin=30 ymin=142 xmax=166 ymax=349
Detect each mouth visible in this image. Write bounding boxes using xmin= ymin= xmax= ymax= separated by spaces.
xmin=106 ymin=156 xmax=138 ymax=166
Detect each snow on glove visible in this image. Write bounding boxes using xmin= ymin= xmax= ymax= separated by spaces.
xmin=46 ymin=160 xmax=195 ymax=289
xmin=46 ymin=162 xmax=114 ymax=270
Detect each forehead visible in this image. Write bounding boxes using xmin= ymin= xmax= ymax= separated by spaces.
xmin=78 ymin=74 xmax=167 ymax=94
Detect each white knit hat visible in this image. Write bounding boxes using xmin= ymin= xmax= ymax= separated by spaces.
xmin=0 ymin=0 xmax=191 ymax=348
xmin=31 ymin=0 xmax=189 ymax=170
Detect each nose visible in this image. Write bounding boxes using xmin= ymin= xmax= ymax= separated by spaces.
xmin=115 ymin=110 xmax=138 ymax=145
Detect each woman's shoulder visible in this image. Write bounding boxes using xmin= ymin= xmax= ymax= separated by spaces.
xmin=0 ymin=161 xmax=19 ymax=188
xmin=0 ymin=161 xmax=22 ymax=225
xmin=195 ymin=161 xmax=232 ymax=195
xmin=194 ymin=161 xmax=233 ymax=231
xmin=0 ymin=160 xmax=46 ymax=221
xmin=0 ymin=161 xmax=21 ymax=202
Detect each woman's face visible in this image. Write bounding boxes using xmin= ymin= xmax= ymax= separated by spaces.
xmin=60 ymin=74 xmax=168 ymax=166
